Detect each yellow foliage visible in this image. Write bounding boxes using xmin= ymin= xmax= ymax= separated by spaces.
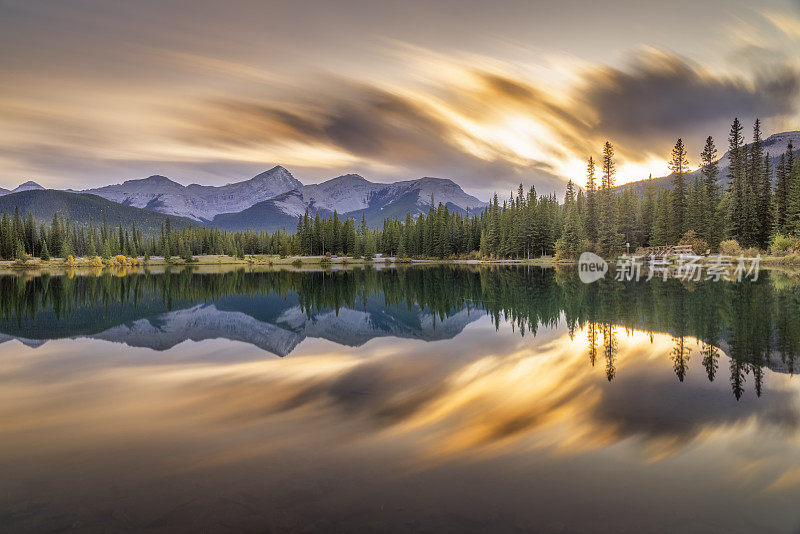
xmin=114 ymin=254 xmax=128 ymax=265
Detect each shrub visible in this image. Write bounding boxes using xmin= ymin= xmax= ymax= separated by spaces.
xmin=719 ymin=239 xmax=742 ymax=256
xmin=40 ymin=241 xmax=50 ymax=261
xmin=114 ymin=254 xmax=128 ymax=265
xmin=678 ymin=230 xmax=709 ymax=256
xmin=15 ymin=243 xmax=27 ymax=263
xmin=555 ymin=237 xmax=591 ymax=259
xmin=770 ymin=234 xmax=800 ymax=256
xmin=89 ymin=256 xmax=104 ymax=268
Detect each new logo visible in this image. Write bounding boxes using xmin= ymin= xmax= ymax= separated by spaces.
xmin=578 ymin=252 xmax=608 ymax=283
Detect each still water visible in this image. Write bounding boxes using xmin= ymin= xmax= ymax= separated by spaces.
xmin=1 ymin=265 xmax=800 ymax=533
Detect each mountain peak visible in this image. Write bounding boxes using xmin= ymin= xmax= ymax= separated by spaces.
xmin=414 ymin=176 xmax=458 ymax=186
xmin=13 ymin=181 xmax=44 ymax=192
xmin=326 ymin=174 xmax=371 ymax=186
xmin=143 ymin=175 xmax=177 ymax=184
xmin=249 ymin=165 xmax=301 ymax=185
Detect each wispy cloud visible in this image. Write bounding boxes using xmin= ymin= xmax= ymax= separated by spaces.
xmin=1 ymin=1 xmax=799 ymax=195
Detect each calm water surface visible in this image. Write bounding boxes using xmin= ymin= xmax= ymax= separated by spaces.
xmin=1 ymin=265 xmax=800 ymax=533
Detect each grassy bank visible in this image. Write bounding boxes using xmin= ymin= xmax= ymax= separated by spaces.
xmin=2 ymin=252 xmax=798 ymax=274
xmin=0 ymin=253 xmax=568 ymax=272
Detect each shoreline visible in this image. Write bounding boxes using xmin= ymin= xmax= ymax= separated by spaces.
xmin=0 ymin=254 xmax=567 ymax=271
xmin=1 ymin=252 xmax=799 ymax=274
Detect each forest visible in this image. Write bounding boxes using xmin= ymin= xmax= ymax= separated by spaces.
xmin=0 ymin=118 xmax=798 ymax=261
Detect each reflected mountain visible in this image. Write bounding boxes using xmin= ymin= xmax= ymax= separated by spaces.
xmin=0 ymin=269 xmax=486 ymax=356
xmin=85 ymin=296 xmax=481 ymax=356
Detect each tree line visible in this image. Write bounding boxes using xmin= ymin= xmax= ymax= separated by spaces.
xmin=0 ymin=117 xmax=798 ymax=261
xmin=560 ymin=119 xmax=800 ymax=256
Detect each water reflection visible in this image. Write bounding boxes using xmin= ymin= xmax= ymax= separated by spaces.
xmin=2 ymin=266 xmax=800 ymax=532
xmin=1 ymin=266 xmax=798 ymax=398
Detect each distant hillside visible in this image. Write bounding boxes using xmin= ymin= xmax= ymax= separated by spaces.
xmin=212 ymin=197 xmax=302 ymax=232
xmin=615 ymin=130 xmax=800 ymax=195
xmin=0 ymin=190 xmax=196 ymax=234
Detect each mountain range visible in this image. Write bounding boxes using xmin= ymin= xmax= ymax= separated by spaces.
xmin=0 ymin=129 xmax=797 ymax=231
xmin=0 ymin=166 xmax=486 ymax=232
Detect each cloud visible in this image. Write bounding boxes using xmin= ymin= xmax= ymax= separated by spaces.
xmin=172 ymin=76 xmax=570 ymax=195
xmin=165 ymin=48 xmax=800 ymax=194
xmin=578 ymin=51 xmax=800 ymax=157
xmin=2 ymin=29 xmax=800 ymax=195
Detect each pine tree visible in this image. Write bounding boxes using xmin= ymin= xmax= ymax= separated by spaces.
xmin=758 ymin=153 xmax=773 ymax=247
xmin=40 ymin=239 xmax=50 ymax=261
xmin=774 ymin=152 xmax=789 ymax=234
xmin=743 ymin=119 xmax=765 ymax=247
xmin=776 ymin=140 xmax=796 ymax=235
xmin=727 ymin=118 xmax=746 ymax=242
xmin=700 ymin=136 xmax=720 ymax=246
xmin=651 ymin=190 xmax=673 ymax=246
xmin=641 ymin=176 xmax=656 ymax=246
xmin=669 ymin=138 xmax=689 ymax=242
xmin=788 ymin=157 xmax=800 ymax=235
xmin=557 ymin=194 xmax=585 ymax=258
xmin=15 ymin=240 xmax=26 ymax=262
xmin=598 ymin=141 xmax=621 ymax=252
xmin=584 ymin=157 xmax=598 ymax=242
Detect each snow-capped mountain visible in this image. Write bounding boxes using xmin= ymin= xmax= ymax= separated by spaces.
xmin=67 ymin=166 xmax=484 ymax=229
xmin=13 ymin=180 xmax=45 ymax=193
xmin=82 ymin=165 xmax=302 ymax=220
xmin=286 ymin=175 xmax=485 ymax=216
xmin=213 ymin=174 xmax=487 ymax=231
xmin=0 ymin=180 xmax=45 ymax=196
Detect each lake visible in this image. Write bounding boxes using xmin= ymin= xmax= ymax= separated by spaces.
xmin=1 ymin=265 xmax=800 ymax=533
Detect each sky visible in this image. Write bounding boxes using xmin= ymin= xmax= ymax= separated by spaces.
xmin=1 ymin=0 xmax=799 ymax=199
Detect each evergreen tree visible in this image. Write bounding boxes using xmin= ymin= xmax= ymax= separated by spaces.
xmin=557 ymin=194 xmax=585 ymax=258
xmin=15 ymin=240 xmax=26 ymax=262
xmin=774 ymin=152 xmax=789 ymax=234
xmin=598 ymin=141 xmax=621 ymax=252
xmin=727 ymin=118 xmax=746 ymax=242
xmin=641 ymin=176 xmax=656 ymax=246
xmin=758 ymin=153 xmax=773 ymax=247
xmin=584 ymin=157 xmax=598 ymax=242
xmin=700 ymin=136 xmax=720 ymax=246
xmin=669 ymin=138 xmax=689 ymax=242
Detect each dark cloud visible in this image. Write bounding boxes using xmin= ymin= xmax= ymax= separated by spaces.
xmin=578 ymin=51 xmax=800 ymax=157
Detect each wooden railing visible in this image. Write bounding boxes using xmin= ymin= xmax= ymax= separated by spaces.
xmin=634 ymin=245 xmax=696 ymax=258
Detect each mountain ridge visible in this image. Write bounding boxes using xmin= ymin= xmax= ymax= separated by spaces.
xmin=0 ymin=190 xmax=197 ymax=234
